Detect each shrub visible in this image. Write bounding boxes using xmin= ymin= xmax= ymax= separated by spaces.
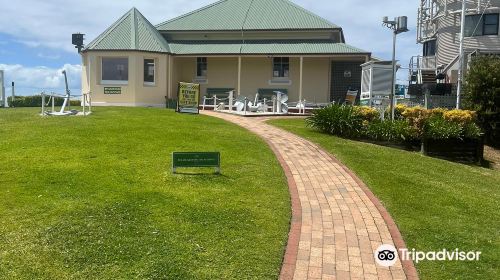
xmin=307 ymin=105 xmax=482 ymax=142
xmin=443 ymin=109 xmax=476 ymax=125
xmin=356 ymin=106 xmax=380 ymax=122
xmin=423 ymin=115 xmax=482 ymax=140
xmin=429 ymin=108 xmax=448 ymax=118
xmin=401 ymin=106 xmax=428 ymax=139
xmin=394 ymin=104 xmax=408 ymax=120
xmin=384 ymin=104 xmax=410 ymax=120
xmin=463 ymin=123 xmax=483 ymax=139
xmin=423 ymin=116 xmax=463 ymax=140
xmin=463 ymin=55 xmax=500 ymax=146
xmin=364 ymin=120 xmax=415 ymax=143
xmin=306 ymin=104 xmax=364 ymax=138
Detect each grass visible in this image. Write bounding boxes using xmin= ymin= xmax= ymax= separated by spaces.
xmin=268 ymin=118 xmax=499 ymax=280
xmin=0 ymin=107 xmax=290 ymax=279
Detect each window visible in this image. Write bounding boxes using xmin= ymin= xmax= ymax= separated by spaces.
xmin=465 ymin=13 xmax=499 ymax=37
xmin=423 ymin=40 xmax=436 ymax=56
xmin=273 ymin=57 xmax=290 ymax=78
xmin=144 ymin=59 xmax=155 ymax=84
xmin=101 ymin=57 xmax=128 ymax=84
xmin=484 ymin=14 xmax=499 ymax=35
xmin=196 ymin=57 xmax=207 ymax=77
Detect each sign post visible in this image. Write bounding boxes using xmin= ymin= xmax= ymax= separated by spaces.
xmin=172 ymin=152 xmax=220 ymax=174
xmin=177 ymin=82 xmax=200 ymax=114
xmin=11 ymin=82 xmax=15 ymax=107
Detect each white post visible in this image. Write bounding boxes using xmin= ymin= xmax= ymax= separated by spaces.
xmin=88 ymin=93 xmax=92 ymax=113
xmin=244 ymin=97 xmax=248 ymax=115
xmin=390 ymin=30 xmax=397 ymax=121
xmin=52 ymin=94 xmax=55 ymax=113
xmin=229 ymin=90 xmax=234 ymax=111
xmin=237 ymin=57 xmax=242 ymax=96
xmin=277 ymin=92 xmax=282 ymax=114
xmin=41 ymin=93 xmax=45 ymax=116
xmin=0 ymin=70 xmax=4 ymax=107
xmin=213 ymin=95 xmax=217 ymax=110
xmin=456 ymin=0 xmax=467 ymax=109
xmin=83 ymin=95 xmax=86 ymax=116
xmin=202 ymin=96 xmax=206 ymax=110
xmin=299 ymin=56 xmax=304 ymax=104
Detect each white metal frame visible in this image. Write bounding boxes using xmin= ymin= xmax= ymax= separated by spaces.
xmin=0 ymin=70 xmax=5 ymax=107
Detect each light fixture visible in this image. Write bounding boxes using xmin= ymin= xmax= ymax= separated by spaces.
xmin=383 ymin=16 xmax=409 ymax=121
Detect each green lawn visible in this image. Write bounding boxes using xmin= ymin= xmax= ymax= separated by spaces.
xmin=0 ymin=107 xmax=290 ymax=279
xmin=268 ymin=118 xmax=499 ymax=280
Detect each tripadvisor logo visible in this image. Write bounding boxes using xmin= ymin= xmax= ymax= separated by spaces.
xmin=375 ymin=244 xmax=482 ymax=267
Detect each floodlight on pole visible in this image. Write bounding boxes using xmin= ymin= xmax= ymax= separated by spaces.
xmin=383 ymin=16 xmax=409 ymax=121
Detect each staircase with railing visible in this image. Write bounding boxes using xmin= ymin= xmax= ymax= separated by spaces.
xmin=409 ymin=55 xmax=437 ymax=84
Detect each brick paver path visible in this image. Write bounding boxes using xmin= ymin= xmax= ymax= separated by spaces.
xmin=202 ymin=111 xmax=418 ymax=280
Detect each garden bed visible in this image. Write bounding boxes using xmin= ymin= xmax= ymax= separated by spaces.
xmin=422 ymin=137 xmax=484 ymax=163
xmin=305 ymin=104 xmax=485 ymax=163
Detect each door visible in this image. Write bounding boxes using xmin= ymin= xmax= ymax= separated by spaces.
xmin=330 ymin=61 xmax=363 ymax=104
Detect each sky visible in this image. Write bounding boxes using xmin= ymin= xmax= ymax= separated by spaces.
xmin=0 ymin=0 xmax=421 ymax=96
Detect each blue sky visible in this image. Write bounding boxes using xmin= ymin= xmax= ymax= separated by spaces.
xmin=0 ymin=0 xmax=420 ymax=96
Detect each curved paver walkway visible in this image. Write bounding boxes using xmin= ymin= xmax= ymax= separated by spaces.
xmin=202 ymin=111 xmax=418 ymax=280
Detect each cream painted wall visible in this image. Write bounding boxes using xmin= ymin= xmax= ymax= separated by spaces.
xmin=240 ymin=57 xmax=301 ymax=99
xmin=169 ymin=56 xmax=367 ymax=103
xmin=82 ymin=51 xmax=367 ymax=106
xmin=302 ymin=58 xmax=330 ymax=103
xmin=81 ymin=51 xmax=168 ymax=106
xmin=172 ymin=57 xmax=239 ymax=97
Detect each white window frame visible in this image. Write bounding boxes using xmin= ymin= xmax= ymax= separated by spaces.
xmin=101 ymin=57 xmax=129 ymax=85
xmin=270 ymin=57 xmax=291 ymax=85
xmin=144 ymin=58 xmax=156 ymax=86
xmin=196 ymin=57 xmax=208 ymax=78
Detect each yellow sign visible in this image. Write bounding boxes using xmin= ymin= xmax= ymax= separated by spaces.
xmin=178 ymin=82 xmax=200 ymax=114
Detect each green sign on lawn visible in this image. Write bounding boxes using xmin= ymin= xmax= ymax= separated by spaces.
xmin=104 ymin=87 xmax=122 ymax=94
xmin=172 ymin=152 xmax=220 ymax=174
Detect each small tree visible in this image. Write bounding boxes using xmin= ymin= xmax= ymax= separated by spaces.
xmin=463 ymin=56 xmax=500 ymax=147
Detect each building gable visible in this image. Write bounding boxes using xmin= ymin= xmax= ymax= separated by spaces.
xmin=85 ymin=8 xmax=170 ymax=53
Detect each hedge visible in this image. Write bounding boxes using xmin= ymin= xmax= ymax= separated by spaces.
xmin=7 ymin=95 xmax=80 ymax=107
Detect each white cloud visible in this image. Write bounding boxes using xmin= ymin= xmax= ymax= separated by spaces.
xmin=37 ymin=53 xmax=62 ymax=60
xmin=0 ymin=0 xmax=420 ymax=58
xmin=0 ymin=0 xmax=422 ymax=92
xmin=0 ymin=0 xmax=215 ymax=53
xmin=0 ymin=64 xmax=81 ymax=95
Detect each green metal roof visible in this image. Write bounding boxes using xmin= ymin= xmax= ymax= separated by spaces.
xmin=85 ymin=8 xmax=170 ymax=53
xmin=156 ymin=0 xmax=339 ymax=31
xmin=169 ymin=41 xmax=369 ymax=55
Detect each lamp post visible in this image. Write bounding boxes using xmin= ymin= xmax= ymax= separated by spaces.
xmin=456 ymin=0 xmax=467 ymax=109
xmin=383 ymin=16 xmax=409 ymax=121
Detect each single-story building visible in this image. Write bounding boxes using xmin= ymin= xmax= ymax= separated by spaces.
xmin=81 ymin=0 xmax=371 ymax=107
